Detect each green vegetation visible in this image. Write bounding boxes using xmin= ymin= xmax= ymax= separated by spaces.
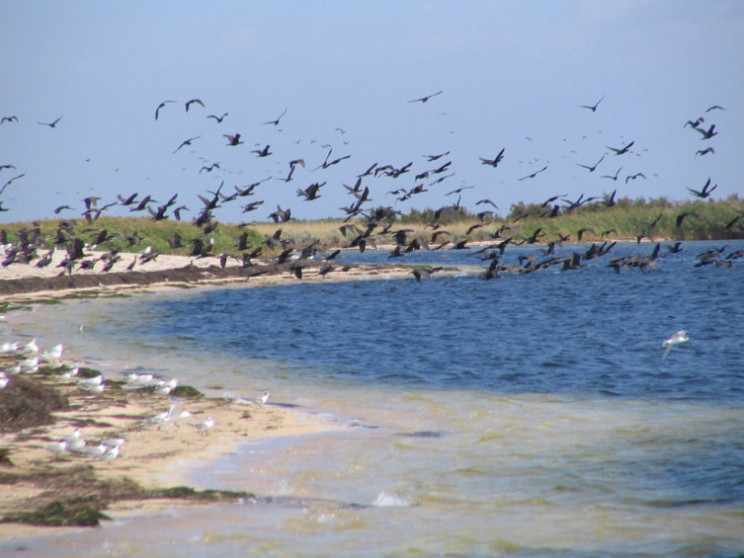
xmin=0 ymin=466 xmax=251 ymax=527
xmin=0 ymin=196 xmax=742 ymax=258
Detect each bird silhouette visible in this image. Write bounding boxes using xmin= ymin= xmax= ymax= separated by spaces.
xmin=224 ymin=133 xmax=244 ymax=146
xmin=408 ymin=90 xmax=443 ymax=103
xmin=694 ymin=124 xmax=717 ymax=140
xmin=479 ymin=148 xmax=505 ymax=167
xmin=155 ymin=100 xmax=175 ymax=120
xmin=185 ymin=98 xmax=205 ymax=111
xmin=607 ymin=141 xmax=634 ymax=155
xmin=207 ymin=112 xmax=228 ymax=122
xmin=1 ymin=116 xmax=18 ymax=125
xmin=580 ymin=95 xmax=605 ymax=112
xmin=173 ymin=136 xmax=201 ymax=153
xmin=37 ymin=115 xmax=62 ymax=128
xmin=576 ymin=155 xmax=605 ymax=172
xmin=251 ymin=144 xmax=272 ymax=157
xmin=625 ymin=172 xmax=646 ymax=184
xmin=695 ymin=147 xmax=715 ymax=157
xmin=517 ymin=165 xmax=548 ymax=181
xmin=601 ymin=167 xmax=623 ymax=181
xmin=687 ymin=178 xmax=717 ymax=199
xmin=705 ymin=105 xmax=726 ymax=112
xmin=262 ymin=108 xmax=287 ymax=126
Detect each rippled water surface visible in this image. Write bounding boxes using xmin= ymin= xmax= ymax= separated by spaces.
xmin=4 ymin=240 xmax=744 ymax=557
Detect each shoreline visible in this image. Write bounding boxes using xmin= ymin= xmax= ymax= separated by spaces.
xmin=0 ymin=344 xmax=347 ymax=539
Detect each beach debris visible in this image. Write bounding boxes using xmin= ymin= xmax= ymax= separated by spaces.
xmin=662 ymin=329 xmax=689 ymax=360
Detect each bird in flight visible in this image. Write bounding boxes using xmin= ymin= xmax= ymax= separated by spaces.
xmin=576 ymin=155 xmax=605 ymax=172
xmin=37 ymin=115 xmax=62 ymax=128
xmin=251 ymin=144 xmax=272 ymax=157
xmin=263 ymin=108 xmax=287 ymax=126
xmin=607 ymin=141 xmax=634 ymax=155
xmin=687 ymin=178 xmax=717 ymax=199
xmin=207 ymin=112 xmax=228 ymax=123
xmin=409 ymin=90 xmax=443 ymax=103
xmin=580 ymin=95 xmax=605 ymax=112
xmin=1 ymin=116 xmax=18 ymax=125
xmin=705 ymin=105 xmax=726 ymax=112
xmin=172 ymin=136 xmax=200 ymax=153
xmin=224 ymin=133 xmax=244 ymax=146
xmin=185 ymin=98 xmax=205 ymax=111
xmin=695 ymin=147 xmax=715 ymax=157
xmin=661 ymin=330 xmax=689 ymax=360
xmin=479 ymin=148 xmax=505 ymax=167
xmin=694 ymin=124 xmax=718 ymax=140
xmin=518 ymin=165 xmax=548 ymax=181
xmin=625 ymin=172 xmax=646 ymax=184
xmin=155 ymin=100 xmax=175 ymax=120
xmin=601 ymin=167 xmax=623 ymax=181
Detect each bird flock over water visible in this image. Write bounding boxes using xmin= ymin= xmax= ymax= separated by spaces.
xmin=0 ymin=94 xmax=741 ymax=281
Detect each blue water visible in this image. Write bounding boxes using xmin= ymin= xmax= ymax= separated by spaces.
xmin=147 ymin=240 xmax=744 ymax=400
xmin=5 ymin=240 xmax=744 ymax=557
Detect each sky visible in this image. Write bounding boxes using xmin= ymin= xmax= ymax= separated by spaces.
xmin=1 ymin=1 xmax=743 ymax=226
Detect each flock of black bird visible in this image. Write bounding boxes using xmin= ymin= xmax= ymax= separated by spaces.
xmin=0 ymin=93 xmax=741 ymax=282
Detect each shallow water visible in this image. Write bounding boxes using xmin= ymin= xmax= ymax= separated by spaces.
xmin=3 ymin=240 xmax=744 ymax=556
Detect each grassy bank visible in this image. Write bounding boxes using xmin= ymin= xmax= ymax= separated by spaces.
xmin=1 ymin=196 xmax=742 ymax=259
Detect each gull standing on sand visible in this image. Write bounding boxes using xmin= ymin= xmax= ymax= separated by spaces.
xmin=41 ymin=343 xmax=64 ymax=363
xmin=191 ymin=416 xmax=215 ymax=433
xmin=662 ymin=330 xmax=689 ymax=360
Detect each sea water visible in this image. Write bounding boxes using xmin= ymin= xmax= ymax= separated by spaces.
xmin=3 ymin=240 xmax=744 ymax=556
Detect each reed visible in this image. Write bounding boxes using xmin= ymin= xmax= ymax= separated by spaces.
xmin=1 ymin=195 xmax=741 ymax=255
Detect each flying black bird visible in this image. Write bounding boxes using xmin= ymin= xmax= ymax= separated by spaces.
xmin=676 ymin=211 xmax=700 ymax=227
xmin=685 ymin=117 xmax=705 ymax=129
xmin=576 ymin=155 xmax=605 ymax=172
xmin=0 ymin=164 xmax=15 ymax=171
xmin=207 ymin=112 xmax=228 ymax=123
xmin=297 ymin=182 xmax=325 ymax=201
xmin=251 ymin=144 xmax=272 ymax=157
xmin=687 ymin=178 xmax=717 ymax=199
xmin=117 ymin=192 xmax=139 ymax=205
xmin=199 ymin=162 xmax=221 ymax=173
xmin=607 ymin=141 xmax=634 ymax=155
xmin=173 ymin=136 xmax=201 ymax=153
xmin=601 ymin=167 xmax=622 ymax=181
xmin=695 ymin=147 xmax=715 ymax=157
xmin=0 ymin=116 xmax=18 ymax=125
xmin=185 ymin=98 xmax=205 ymax=111
xmin=262 ymin=108 xmax=287 ymax=126
xmin=0 ymin=173 xmax=25 ymax=195
xmin=424 ymin=151 xmax=450 ymax=161
xmin=479 ymin=148 xmax=505 ymax=167
xmin=705 ymin=105 xmax=726 ymax=112
xmin=517 ymin=165 xmax=548 ymax=181
xmin=694 ymin=124 xmax=718 ymax=140
xmin=580 ymin=95 xmax=605 ymax=112
xmin=37 ymin=115 xmax=62 ymax=128
xmin=224 ymin=133 xmax=244 ymax=146
xmin=155 ymin=100 xmax=175 ymax=120
xmin=625 ymin=172 xmax=646 ymax=184
xmin=408 ymin=90 xmax=443 ymax=103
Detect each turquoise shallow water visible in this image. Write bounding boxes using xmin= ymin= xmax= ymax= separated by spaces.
xmin=2 ymin=240 xmax=744 ymax=556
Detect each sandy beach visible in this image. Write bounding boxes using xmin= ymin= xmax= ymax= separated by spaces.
xmin=0 ymin=249 xmax=483 ymax=539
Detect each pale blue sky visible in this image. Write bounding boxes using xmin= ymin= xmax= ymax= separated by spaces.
xmin=1 ymin=1 xmax=742 ymax=224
